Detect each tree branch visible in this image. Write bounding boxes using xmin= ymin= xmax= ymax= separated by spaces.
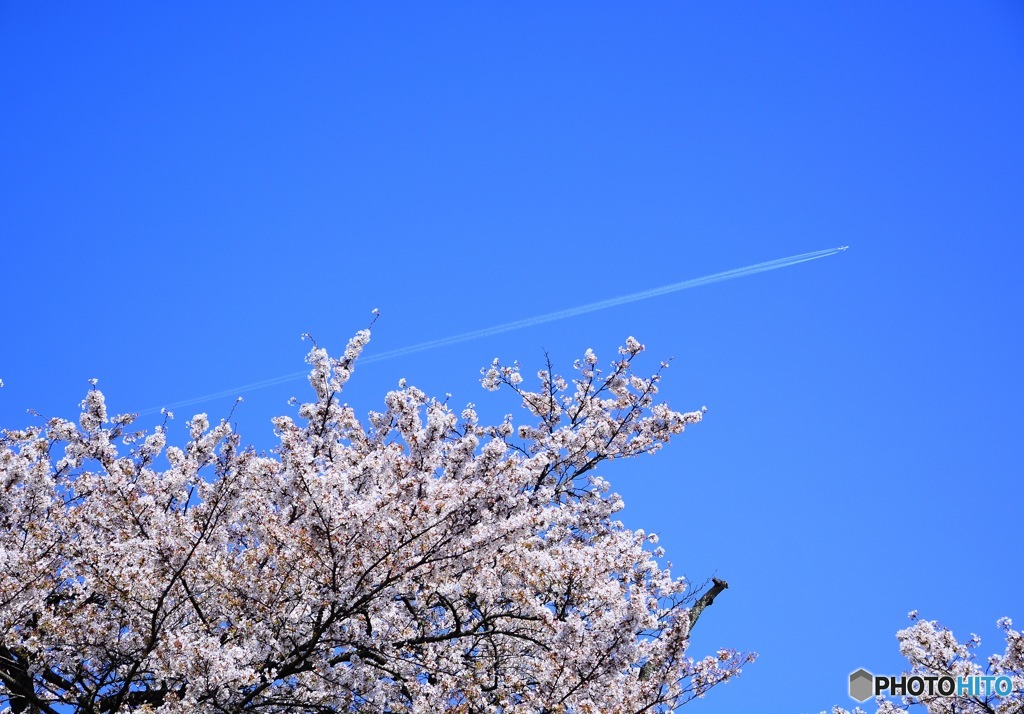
xmin=688 ymin=577 xmax=728 ymax=631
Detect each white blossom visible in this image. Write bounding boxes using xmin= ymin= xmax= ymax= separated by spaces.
xmin=0 ymin=332 xmax=751 ymax=713
xmin=832 ymin=616 xmax=1023 ymax=714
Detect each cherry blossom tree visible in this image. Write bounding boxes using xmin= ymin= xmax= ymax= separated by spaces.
xmin=0 ymin=332 xmax=754 ymax=713
xmin=832 ymin=613 xmax=1023 ymax=714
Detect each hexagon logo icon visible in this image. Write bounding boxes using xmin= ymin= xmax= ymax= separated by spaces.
xmin=849 ymin=668 xmax=873 ymax=702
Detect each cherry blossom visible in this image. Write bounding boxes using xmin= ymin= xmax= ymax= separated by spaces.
xmin=831 ymin=612 xmax=1023 ymax=714
xmin=0 ymin=333 xmax=753 ymax=713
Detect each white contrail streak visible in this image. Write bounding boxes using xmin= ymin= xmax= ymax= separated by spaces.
xmin=140 ymin=247 xmax=847 ymax=415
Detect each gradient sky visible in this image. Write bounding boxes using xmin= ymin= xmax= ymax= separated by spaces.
xmin=2 ymin=3 xmax=1022 ymax=712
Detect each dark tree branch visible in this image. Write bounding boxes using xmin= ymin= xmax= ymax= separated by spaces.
xmin=688 ymin=577 xmax=728 ymax=631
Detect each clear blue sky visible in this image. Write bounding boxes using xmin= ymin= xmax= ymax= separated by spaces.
xmin=2 ymin=3 xmax=1022 ymax=712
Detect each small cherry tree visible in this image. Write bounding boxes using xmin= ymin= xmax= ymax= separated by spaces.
xmin=832 ymin=613 xmax=1023 ymax=714
xmin=0 ymin=332 xmax=753 ymax=713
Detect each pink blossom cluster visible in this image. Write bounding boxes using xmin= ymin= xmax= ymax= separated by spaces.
xmin=831 ymin=612 xmax=1023 ymax=714
xmin=0 ymin=334 xmax=752 ymax=713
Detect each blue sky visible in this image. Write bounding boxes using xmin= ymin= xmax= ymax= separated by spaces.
xmin=2 ymin=3 xmax=1022 ymax=711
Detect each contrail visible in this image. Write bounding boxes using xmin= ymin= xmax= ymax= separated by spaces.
xmin=140 ymin=247 xmax=848 ymax=416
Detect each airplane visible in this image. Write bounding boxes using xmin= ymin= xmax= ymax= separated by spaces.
xmin=837 ymin=246 xmax=849 ymax=251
